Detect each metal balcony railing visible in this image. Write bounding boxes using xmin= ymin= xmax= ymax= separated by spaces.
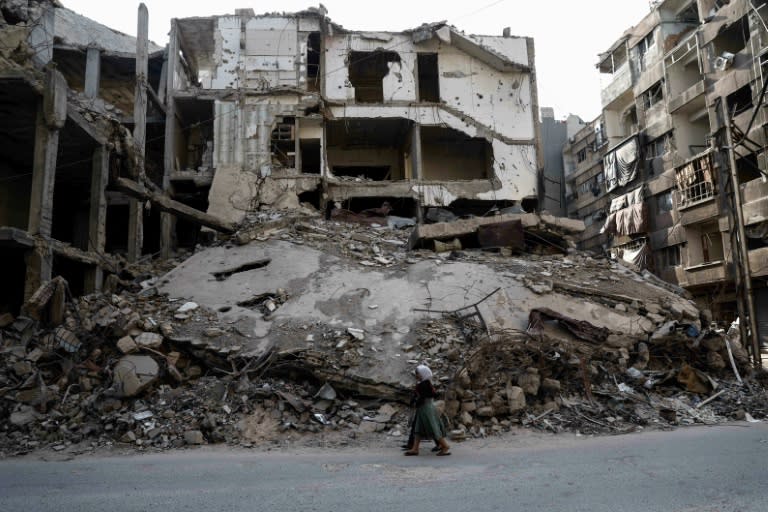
xmin=678 ymin=180 xmax=715 ymax=207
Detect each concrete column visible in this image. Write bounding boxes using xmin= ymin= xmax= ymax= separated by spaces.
xmin=85 ymin=145 xmax=109 ymax=292
xmin=28 ymin=69 xmax=67 ymax=237
xmin=411 ymin=123 xmax=424 ymax=223
xmin=128 ymin=3 xmax=149 ymax=262
xmin=84 ymin=47 xmax=101 ymax=99
xmin=411 ymin=123 xmax=423 ymax=181
xmin=23 ymin=245 xmax=53 ymax=301
xmin=161 ymin=18 xmax=180 ymax=259
xmin=294 ymin=118 xmax=302 ymax=172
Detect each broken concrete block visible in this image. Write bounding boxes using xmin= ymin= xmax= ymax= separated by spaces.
xmin=347 ymin=328 xmax=365 ymax=341
xmin=203 ymin=327 xmax=226 ymax=338
xmin=12 ymin=361 xmax=34 ymax=377
xmin=314 ymin=383 xmax=337 ymax=401
xmin=507 ymin=386 xmax=526 ymax=412
xmin=0 ymin=312 xmax=14 ymax=328
xmin=633 ymin=342 xmax=649 ymax=370
xmin=177 ymin=302 xmax=199 ymax=313
xmin=518 ymin=368 xmax=540 ymax=396
xmin=184 ymin=430 xmax=205 ymax=445
xmin=476 ymin=406 xmax=494 ymax=417
xmin=605 ymin=334 xmax=635 ymax=349
xmin=117 ymin=336 xmax=138 ymax=354
xmin=358 ymin=420 xmax=378 ymax=434
xmin=460 ymin=401 xmax=477 ymax=413
xmin=459 ymin=411 xmax=474 ymax=426
xmin=135 ymin=332 xmax=163 ymax=349
xmin=542 ymin=378 xmax=561 ymax=394
xmin=10 ymin=407 xmax=40 ymax=427
xmin=111 ymin=355 xmax=159 ymax=397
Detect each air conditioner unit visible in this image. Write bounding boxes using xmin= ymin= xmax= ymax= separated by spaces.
xmin=714 ymin=51 xmax=735 ymax=71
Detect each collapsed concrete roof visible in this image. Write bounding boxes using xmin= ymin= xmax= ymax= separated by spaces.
xmin=158 ymin=216 xmax=700 ymax=398
xmin=55 ymin=6 xmax=163 ymax=57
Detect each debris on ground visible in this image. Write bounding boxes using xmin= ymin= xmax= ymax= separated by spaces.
xmin=1 ymin=211 xmax=766 ymax=457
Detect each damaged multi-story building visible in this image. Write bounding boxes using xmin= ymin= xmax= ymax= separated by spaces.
xmin=0 ymin=2 xmax=543 ymax=320
xmin=0 ymin=1 xmax=168 ymax=314
xmin=168 ymin=7 xmax=542 ymax=223
xmin=563 ymin=0 xmax=768 ymax=355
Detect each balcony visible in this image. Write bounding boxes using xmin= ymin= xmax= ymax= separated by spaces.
xmin=600 ymin=62 xmax=634 ymax=108
xmin=684 ymin=260 xmax=727 ymax=287
xmin=668 ymin=80 xmax=705 ymax=113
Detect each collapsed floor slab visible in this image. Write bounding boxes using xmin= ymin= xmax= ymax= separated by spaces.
xmin=158 ymin=237 xmax=701 ymax=395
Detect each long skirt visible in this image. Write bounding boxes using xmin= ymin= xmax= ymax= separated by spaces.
xmin=412 ymin=398 xmax=445 ymax=439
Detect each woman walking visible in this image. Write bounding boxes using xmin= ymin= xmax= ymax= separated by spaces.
xmin=404 ymin=364 xmax=451 ymax=456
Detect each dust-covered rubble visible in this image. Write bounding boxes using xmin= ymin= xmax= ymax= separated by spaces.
xmin=1 ymin=213 xmax=766 ymax=458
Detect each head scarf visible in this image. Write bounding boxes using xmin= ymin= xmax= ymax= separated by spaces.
xmin=415 ymin=364 xmax=433 ymax=382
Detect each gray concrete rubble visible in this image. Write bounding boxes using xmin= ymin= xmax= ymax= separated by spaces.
xmin=1 ymin=212 xmax=766 ymax=458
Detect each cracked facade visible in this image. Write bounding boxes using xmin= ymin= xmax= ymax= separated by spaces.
xmin=0 ymin=2 xmax=543 ymax=318
xmin=169 ymin=8 xmax=543 ymax=223
xmin=562 ymin=0 xmax=768 ymax=339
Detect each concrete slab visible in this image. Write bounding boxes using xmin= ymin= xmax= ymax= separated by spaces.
xmin=159 ymin=240 xmax=696 ymax=392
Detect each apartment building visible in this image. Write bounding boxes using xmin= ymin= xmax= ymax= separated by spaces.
xmin=565 ymin=0 xmax=768 ymax=350
xmin=167 ymin=8 xmax=543 ymax=224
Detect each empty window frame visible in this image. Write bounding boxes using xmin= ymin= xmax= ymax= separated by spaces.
xmin=641 ymin=80 xmax=665 ymax=110
xmin=348 ymin=50 xmax=401 ymax=103
xmin=306 ymin=32 xmax=321 ymax=92
xmin=656 ymin=190 xmax=674 ymax=213
xmin=637 ymin=29 xmax=655 ymax=71
xmin=726 ymin=84 xmax=754 ymax=116
xmin=577 ymin=148 xmax=587 ymax=163
xmin=646 ymin=132 xmax=673 ymax=159
xmin=660 ymin=244 xmax=682 ymax=267
xmin=701 ymin=231 xmax=724 ymax=263
xmin=417 ymin=53 xmax=440 ymax=102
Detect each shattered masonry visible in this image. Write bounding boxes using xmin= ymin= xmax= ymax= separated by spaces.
xmin=1 ymin=2 xmax=767 ymax=457
xmin=1 ymin=1 xmax=541 ymax=311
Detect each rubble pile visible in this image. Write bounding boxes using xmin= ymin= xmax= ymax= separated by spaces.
xmin=1 ymin=212 xmax=767 ymax=458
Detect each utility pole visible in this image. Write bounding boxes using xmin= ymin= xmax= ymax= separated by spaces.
xmin=719 ymin=99 xmax=762 ymax=369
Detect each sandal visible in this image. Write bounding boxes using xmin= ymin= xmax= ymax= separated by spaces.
xmin=404 ymin=450 xmax=419 ymax=456
xmin=436 ymin=450 xmax=451 ymax=456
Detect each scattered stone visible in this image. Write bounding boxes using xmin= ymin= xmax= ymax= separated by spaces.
xmin=117 ymin=336 xmax=138 ymax=354
xmin=111 ymin=356 xmax=160 ymax=397
xmin=184 ymin=430 xmax=205 ymax=445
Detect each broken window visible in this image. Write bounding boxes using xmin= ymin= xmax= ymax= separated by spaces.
xmin=577 ymin=148 xmax=587 ymax=163
xmin=712 ymin=14 xmax=750 ymax=58
xmin=656 ymin=190 xmax=674 ymax=213
xmin=636 ymin=29 xmax=655 ymax=71
xmin=641 ymin=80 xmax=665 ymax=111
xmin=659 ymin=245 xmax=682 ymax=268
xmin=736 ymin=153 xmax=761 ymax=184
xmin=675 ymin=152 xmax=715 ymax=206
xmin=306 ymin=32 xmax=321 ymax=92
xmin=701 ymin=231 xmax=724 ymax=263
xmin=645 ymin=132 xmax=673 ymax=160
xmin=271 ymin=117 xmax=296 ymax=169
xmin=348 ymin=50 xmax=401 ymax=103
xmin=726 ymin=84 xmax=754 ymax=117
xmin=417 ymin=53 xmax=439 ymax=102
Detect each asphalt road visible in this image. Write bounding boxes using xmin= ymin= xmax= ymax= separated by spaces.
xmin=2 ymin=424 xmax=768 ymax=512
